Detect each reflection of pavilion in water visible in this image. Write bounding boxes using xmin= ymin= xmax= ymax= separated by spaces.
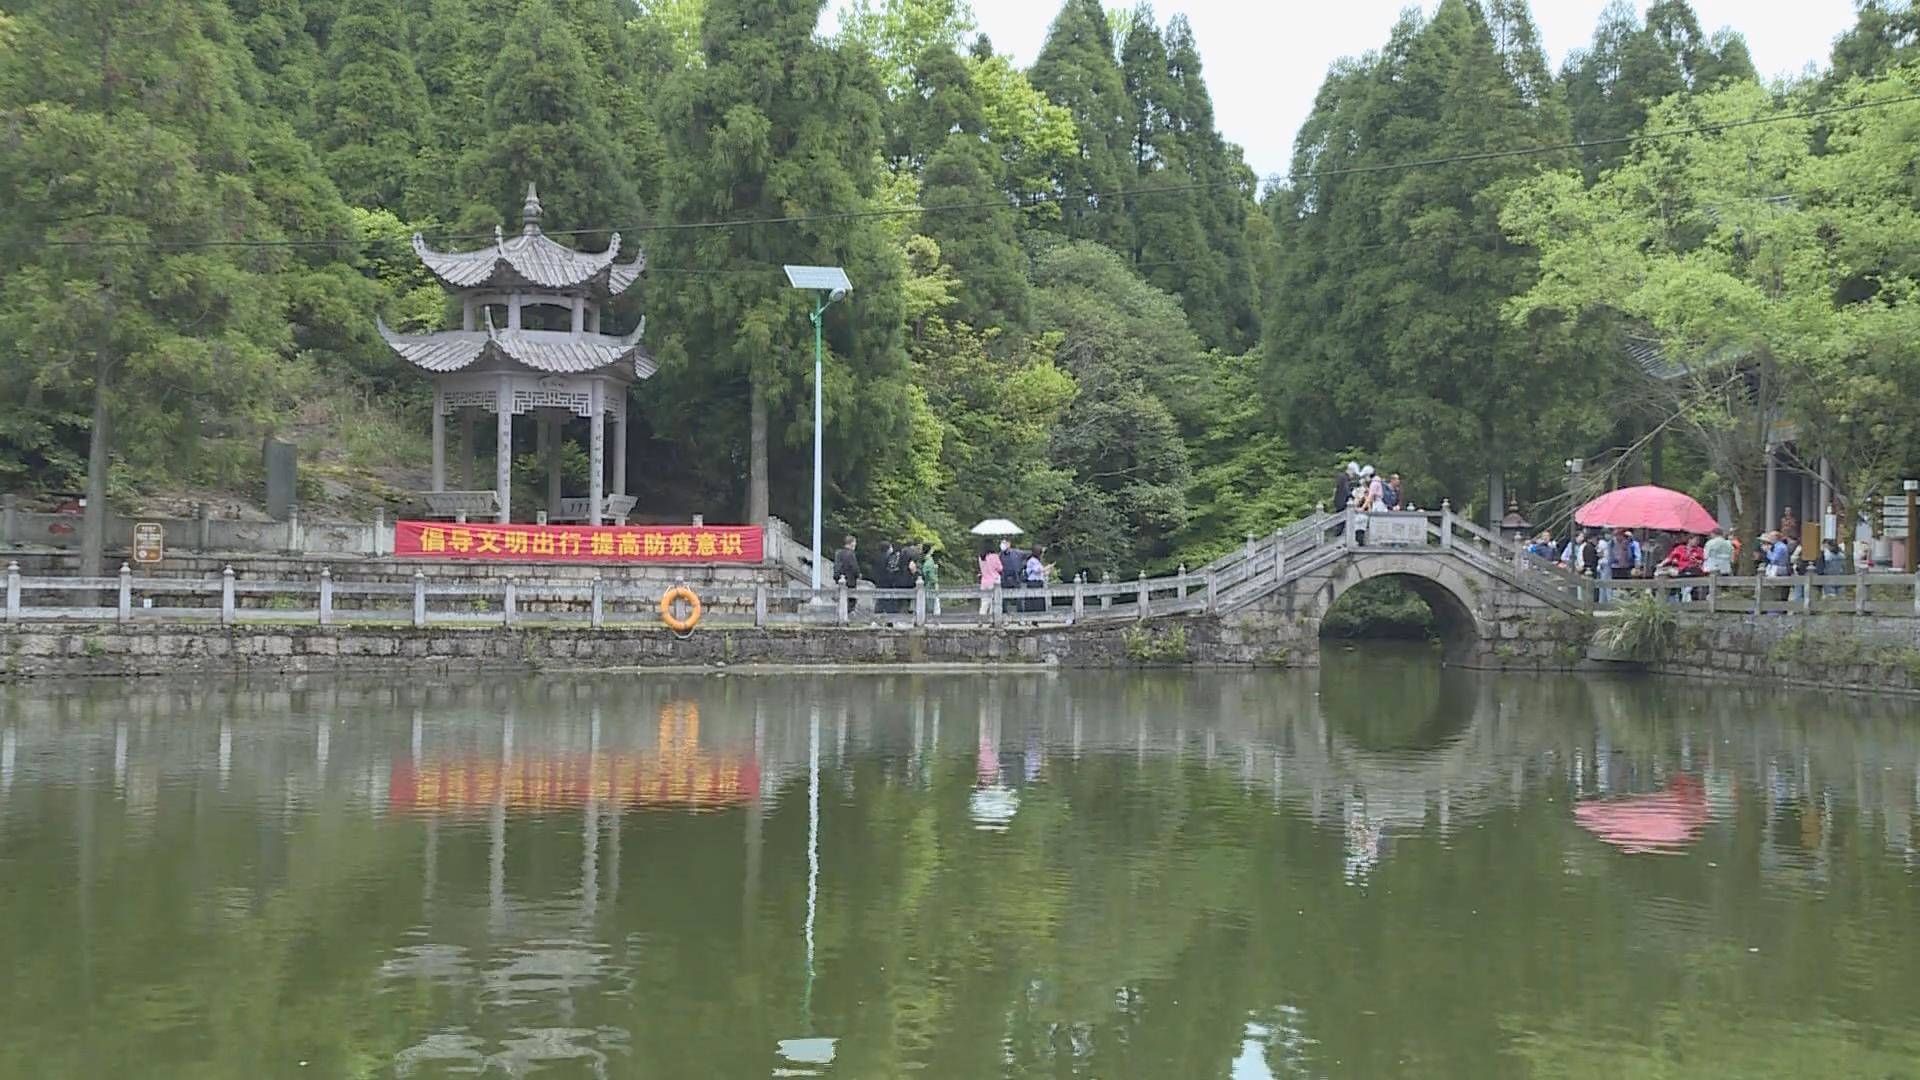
xmin=380 ymin=695 xmax=780 ymax=1077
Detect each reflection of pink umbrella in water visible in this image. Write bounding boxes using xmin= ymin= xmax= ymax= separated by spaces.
xmin=1574 ymin=774 xmax=1710 ymax=854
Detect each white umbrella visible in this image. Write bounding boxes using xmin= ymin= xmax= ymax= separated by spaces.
xmin=969 ymin=518 xmax=1024 ymax=536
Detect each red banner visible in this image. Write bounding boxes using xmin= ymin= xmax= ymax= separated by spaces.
xmin=395 ymin=520 xmax=763 ymax=563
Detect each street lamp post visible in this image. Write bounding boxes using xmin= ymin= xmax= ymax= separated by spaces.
xmin=784 ymin=266 xmax=852 ymax=591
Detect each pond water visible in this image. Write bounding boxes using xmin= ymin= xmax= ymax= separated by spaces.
xmin=2 ymin=652 xmax=1919 ymax=1077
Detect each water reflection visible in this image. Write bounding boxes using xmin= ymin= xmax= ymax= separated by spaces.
xmin=0 ymin=660 xmax=1918 ymax=1077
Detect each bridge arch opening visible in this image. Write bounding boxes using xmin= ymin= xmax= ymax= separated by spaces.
xmin=1318 ymin=570 xmax=1484 ymax=664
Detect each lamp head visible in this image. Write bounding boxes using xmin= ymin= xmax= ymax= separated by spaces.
xmin=828 ymin=286 xmax=848 ymax=304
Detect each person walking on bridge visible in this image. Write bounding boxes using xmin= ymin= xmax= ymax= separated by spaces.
xmin=978 ymin=543 xmax=1000 ymax=617
xmin=832 ymin=535 xmax=861 ymax=616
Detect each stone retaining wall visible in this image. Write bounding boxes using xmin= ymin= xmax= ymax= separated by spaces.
xmin=0 ymin=621 xmax=1156 ymax=679
xmin=1646 ymin=614 xmax=1920 ymax=697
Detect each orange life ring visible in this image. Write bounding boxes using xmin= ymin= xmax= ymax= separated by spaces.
xmin=659 ymin=585 xmax=703 ymax=633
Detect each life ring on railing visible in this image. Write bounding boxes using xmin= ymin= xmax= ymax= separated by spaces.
xmin=659 ymin=585 xmax=704 ymax=633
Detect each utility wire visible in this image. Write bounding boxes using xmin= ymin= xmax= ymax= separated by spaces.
xmin=34 ymin=91 xmax=1920 ymax=253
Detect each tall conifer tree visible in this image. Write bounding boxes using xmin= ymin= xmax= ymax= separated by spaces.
xmin=650 ymin=0 xmax=909 ymax=526
xmin=316 ymin=0 xmax=430 ymax=211
xmin=1028 ymin=0 xmax=1133 ymax=250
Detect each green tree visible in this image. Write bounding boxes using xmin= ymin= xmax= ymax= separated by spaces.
xmin=460 ymin=0 xmax=640 ymax=235
xmin=1030 ymin=240 xmax=1202 ymax=573
xmin=1560 ymin=0 xmax=1756 ymax=181
xmin=649 ymin=0 xmax=910 ymax=528
xmin=1118 ymin=7 xmax=1259 ymax=350
xmin=1028 ymin=0 xmax=1133 ymax=250
xmin=0 ymin=0 xmax=330 ymax=573
xmin=315 ymin=0 xmax=430 ymax=211
xmin=1826 ymin=1 xmax=1920 ymax=85
xmin=1265 ymin=0 xmax=1604 ymax=520
xmin=1504 ymin=76 xmax=1920 ymax=546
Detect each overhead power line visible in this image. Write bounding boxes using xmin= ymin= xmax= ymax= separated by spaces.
xmin=35 ymin=91 xmax=1920 ymax=253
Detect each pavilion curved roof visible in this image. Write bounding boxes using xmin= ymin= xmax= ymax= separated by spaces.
xmin=410 ymin=184 xmax=645 ymax=297
xmin=376 ymin=315 xmax=656 ymax=380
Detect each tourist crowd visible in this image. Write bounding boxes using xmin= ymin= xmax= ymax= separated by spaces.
xmin=1523 ymin=505 xmax=1857 ymax=600
xmin=829 ymin=534 xmax=1057 ymax=616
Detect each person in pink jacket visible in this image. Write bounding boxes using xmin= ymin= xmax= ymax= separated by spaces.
xmin=978 ymin=544 xmax=1000 ymax=616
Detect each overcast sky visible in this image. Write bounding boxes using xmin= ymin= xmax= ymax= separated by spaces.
xmin=879 ymin=1 xmax=1862 ymax=181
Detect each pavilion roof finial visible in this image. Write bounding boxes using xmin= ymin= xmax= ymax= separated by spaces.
xmin=521 ymin=182 xmax=543 ymax=234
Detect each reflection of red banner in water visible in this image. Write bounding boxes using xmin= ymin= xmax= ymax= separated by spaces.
xmin=1573 ymin=773 xmax=1709 ymax=855
xmin=389 ymin=753 xmax=759 ymax=813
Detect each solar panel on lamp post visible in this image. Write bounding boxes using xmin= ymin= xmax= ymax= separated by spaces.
xmin=783 ymin=266 xmax=852 ymax=592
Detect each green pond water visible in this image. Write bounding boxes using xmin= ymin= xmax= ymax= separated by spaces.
xmin=3 ymin=652 xmax=1919 ymax=1078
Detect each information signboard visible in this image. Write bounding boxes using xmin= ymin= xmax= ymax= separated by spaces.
xmin=132 ymin=522 xmax=165 ymax=565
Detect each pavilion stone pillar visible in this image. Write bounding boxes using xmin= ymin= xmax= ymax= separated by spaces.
xmin=614 ymin=406 xmax=628 ymax=498
xmin=461 ymin=411 xmax=476 ymax=490
xmin=495 ymin=378 xmax=513 ymax=523
xmin=571 ymin=297 xmax=585 ymax=335
xmin=431 ymin=388 xmax=446 ymax=492
xmin=589 ymin=381 xmax=606 ymax=526
xmin=544 ymin=414 xmax=562 ymax=520
xmin=508 ymin=295 xmax=522 ymax=330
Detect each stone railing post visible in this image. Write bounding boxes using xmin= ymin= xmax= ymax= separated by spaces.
xmin=1203 ymin=569 xmax=1217 ymax=614
xmin=1912 ymin=573 xmax=1920 ymax=616
xmin=1176 ymin=565 xmax=1188 ymax=601
xmin=1751 ymin=574 xmax=1763 ymax=616
xmin=319 ymin=566 xmax=333 ymax=625
xmin=1072 ymin=575 xmax=1085 ymax=621
xmin=1706 ymin=574 xmax=1717 ymax=615
xmin=1274 ymin=537 xmax=1288 ymax=586
xmin=2 ymin=494 xmax=18 ymax=546
xmin=1244 ymin=533 xmax=1257 ymax=561
xmin=1101 ymin=571 xmax=1113 ymax=612
xmin=372 ymin=507 xmax=387 ymax=557
xmin=503 ymin=578 xmax=517 ymax=627
xmin=1315 ymin=503 xmax=1327 ymax=547
xmin=591 ymin=574 xmax=605 ymax=629
xmin=218 ymin=566 xmax=234 ymax=626
xmin=992 ymin=584 xmax=1005 ymax=628
xmin=118 ymin=563 xmax=133 ymax=623
xmin=913 ymin=580 xmax=927 ymax=626
xmin=5 ymin=561 xmax=20 ymax=624
xmin=754 ymin=583 xmax=768 ymax=628
xmin=1854 ymin=575 xmax=1867 ymax=615
xmin=1440 ymin=500 xmax=1454 ymax=549
xmin=196 ymin=502 xmax=212 ymax=552
xmin=836 ymin=581 xmax=849 ymax=625
xmin=412 ymin=571 xmax=427 ymax=628
xmin=1136 ymin=572 xmax=1149 ymax=620
xmin=286 ymin=503 xmax=302 ymax=554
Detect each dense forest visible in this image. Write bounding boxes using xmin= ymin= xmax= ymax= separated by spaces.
xmin=2 ymin=0 xmax=1918 ymax=578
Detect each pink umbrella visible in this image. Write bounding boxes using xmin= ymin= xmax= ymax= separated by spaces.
xmin=1575 ymin=485 xmax=1719 ymax=535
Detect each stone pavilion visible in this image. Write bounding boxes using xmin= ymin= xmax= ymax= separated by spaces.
xmin=379 ymin=183 xmax=652 ymax=524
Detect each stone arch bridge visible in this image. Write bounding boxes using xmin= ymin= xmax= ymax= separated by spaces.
xmin=1135 ymin=508 xmax=1595 ymax=667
